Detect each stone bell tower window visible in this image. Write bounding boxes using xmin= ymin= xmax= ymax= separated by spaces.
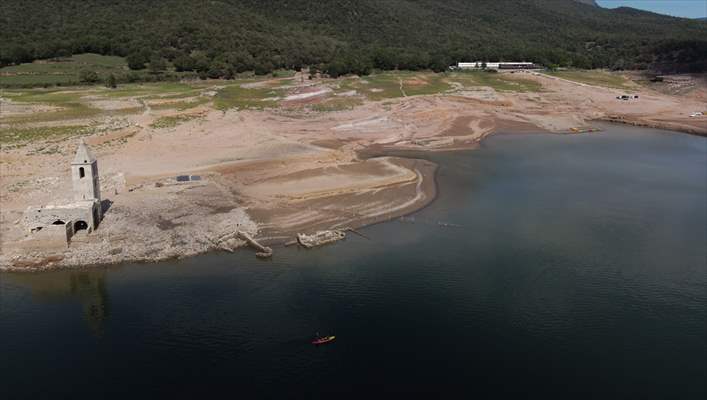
xmin=72 ymin=140 xmax=101 ymax=203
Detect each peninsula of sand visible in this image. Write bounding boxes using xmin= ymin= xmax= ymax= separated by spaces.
xmin=2 ymin=70 xmax=705 ymax=270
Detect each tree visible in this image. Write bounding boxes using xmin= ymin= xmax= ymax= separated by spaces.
xmin=430 ymin=58 xmax=450 ymax=73
xmin=222 ymin=67 xmax=235 ymax=80
xmin=126 ymin=52 xmax=149 ymax=70
xmin=191 ymin=52 xmax=211 ymax=73
xmin=105 ymin=73 xmax=117 ymax=88
xmin=372 ymin=47 xmax=398 ymax=70
xmin=221 ymin=50 xmax=254 ymax=73
xmin=611 ymin=58 xmax=627 ymax=71
xmin=79 ymin=69 xmax=99 ymax=83
xmin=481 ymin=62 xmax=487 ymax=70
xmin=6 ymin=45 xmax=32 ymax=64
xmin=55 ymin=48 xmax=71 ymax=58
xmin=173 ymin=53 xmax=195 ymax=72
xmin=206 ymin=60 xmax=227 ymax=78
xmin=126 ymin=72 xmax=141 ymax=82
xmin=253 ymin=57 xmax=274 ymax=75
xmin=149 ymin=55 xmax=167 ymax=74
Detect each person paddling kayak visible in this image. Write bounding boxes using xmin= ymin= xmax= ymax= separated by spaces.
xmin=312 ymin=333 xmax=335 ymax=345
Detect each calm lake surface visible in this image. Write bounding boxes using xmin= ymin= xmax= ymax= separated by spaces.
xmin=1 ymin=125 xmax=705 ymax=399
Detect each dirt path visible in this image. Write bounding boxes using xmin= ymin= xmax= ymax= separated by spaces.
xmin=399 ymin=78 xmax=408 ymax=97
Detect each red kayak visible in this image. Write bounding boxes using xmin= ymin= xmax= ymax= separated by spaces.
xmin=312 ymin=335 xmax=336 ymax=345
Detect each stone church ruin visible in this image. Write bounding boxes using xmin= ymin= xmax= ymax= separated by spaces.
xmin=23 ymin=141 xmax=103 ymax=246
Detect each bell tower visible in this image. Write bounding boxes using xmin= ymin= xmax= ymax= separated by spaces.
xmin=71 ymin=140 xmax=101 ymax=205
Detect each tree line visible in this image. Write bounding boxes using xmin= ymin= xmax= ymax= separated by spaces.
xmin=2 ymin=0 xmax=706 ymax=81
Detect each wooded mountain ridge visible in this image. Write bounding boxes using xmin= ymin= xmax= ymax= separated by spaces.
xmin=2 ymin=0 xmax=705 ymax=75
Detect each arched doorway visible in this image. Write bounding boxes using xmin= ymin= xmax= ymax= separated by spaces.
xmin=74 ymin=220 xmax=88 ymax=232
xmin=52 ymin=220 xmax=66 ymax=225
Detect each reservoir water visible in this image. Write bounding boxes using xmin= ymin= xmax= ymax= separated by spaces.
xmin=1 ymin=125 xmax=705 ymax=398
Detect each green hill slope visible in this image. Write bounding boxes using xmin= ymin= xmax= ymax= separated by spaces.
xmin=1 ymin=0 xmax=705 ymax=76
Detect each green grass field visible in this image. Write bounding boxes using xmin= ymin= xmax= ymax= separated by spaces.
xmin=270 ymin=69 xmax=297 ymax=78
xmin=99 ymin=82 xmax=200 ymax=98
xmin=357 ymin=73 xmax=406 ymax=100
xmin=149 ymin=97 xmax=211 ymax=111
xmin=2 ymin=89 xmax=102 ymax=123
xmin=310 ymin=97 xmax=363 ymax=112
xmin=546 ymin=70 xmax=634 ymax=89
xmin=214 ymin=83 xmax=286 ymax=110
xmin=338 ymin=72 xmax=453 ymax=101
xmin=449 ymin=71 xmax=542 ymax=92
xmin=2 ymin=81 xmax=211 ymax=127
xmin=0 ymin=53 xmax=202 ymax=88
xmin=149 ymin=114 xmax=203 ymax=129
xmin=336 ymin=71 xmax=540 ymax=100
xmin=0 ymin=125 xmax=93 ymax=145
xmin=402 ymin=73 xmax=453 ymax=96
xmin=0 ymin=54 xmax=128 ymax=87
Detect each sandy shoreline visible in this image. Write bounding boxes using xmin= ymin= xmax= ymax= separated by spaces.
xmin=0 ymin=154 xmax=438 ymax=272
xmin=596 ymin=116 xmax=707 ymax=137
xmin=2 ymin=71 xmax=705 ymax=271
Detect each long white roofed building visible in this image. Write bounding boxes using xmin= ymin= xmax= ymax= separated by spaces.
xmin=454 ymin=61 xmax=542 ymax=70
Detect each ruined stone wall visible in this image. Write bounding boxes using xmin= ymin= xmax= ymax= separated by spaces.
xmin=16 ymin=223 xmax=72 ymax=249
xmin=44 ymin=223 xmax=72 ymax=246
xmin=23 ymin=201 xmax=98 ymax=232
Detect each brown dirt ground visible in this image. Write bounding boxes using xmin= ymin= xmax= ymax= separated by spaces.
xmin=2 ymin=70 xmax=705 ymax=269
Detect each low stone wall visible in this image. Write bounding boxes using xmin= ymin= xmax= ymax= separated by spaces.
xmin=16 ymin=224 xmax=72 ymax=250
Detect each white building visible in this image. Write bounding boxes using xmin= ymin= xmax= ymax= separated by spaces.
xmin=455 ymin=61 xmax=541 ymax=70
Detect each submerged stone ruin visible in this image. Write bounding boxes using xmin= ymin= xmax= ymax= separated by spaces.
xmin=297 ymin=230 xmax=347 ymax=248
xmin=22 ymin=141 xmax=103 ymax=247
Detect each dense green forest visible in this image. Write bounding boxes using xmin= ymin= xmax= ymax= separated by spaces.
xmin=2 ymin=0 xmax=706 ymax=79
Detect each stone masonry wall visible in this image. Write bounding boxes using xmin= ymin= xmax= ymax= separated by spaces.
xmin=23 ymin=202 xmax=96 ymax=231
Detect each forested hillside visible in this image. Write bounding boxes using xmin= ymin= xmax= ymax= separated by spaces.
xmin=2 ymin=0 xmax=705 ymax=77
